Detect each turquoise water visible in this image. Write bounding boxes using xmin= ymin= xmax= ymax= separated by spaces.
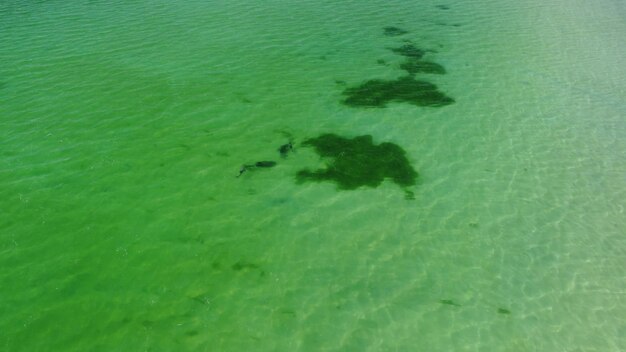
xmin=1 ymin=0 xmax=625 ymax=350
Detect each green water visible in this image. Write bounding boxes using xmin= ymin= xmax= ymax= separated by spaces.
xmin=1 ymin=0 xmax=625 ymax=350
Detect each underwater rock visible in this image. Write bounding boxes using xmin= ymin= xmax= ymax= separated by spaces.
xmin=278 ymin=142 xmax=294 ymax=158
xmin=296 ymin=134 xmax=418 ymax=190
xmin=497 ymin=308 xmax=511 ymax=315
xmin=383 ymin=26 xmax=408 ymax=36
xmin=255 ymin=161 xmax=276 ymax=167
xmin=237 ymin=161 xmax=277 ymax=177
xmin=342 ymin=76 xmax=454 ymax=108
xmin=440 ymin=299 xmax=461 ymax=307
xmin=400 ymin=59 xmax=446 ymax=75
xmin=232 ymin=261 xmax=260 ymax=271
xmin=389 ymin=44 xmax=426 ymax=59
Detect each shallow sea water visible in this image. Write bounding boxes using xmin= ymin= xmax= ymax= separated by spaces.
xmin=1 ymin=0 xmax=625 ymax=351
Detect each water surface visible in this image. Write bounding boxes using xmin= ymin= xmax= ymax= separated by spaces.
xmin=1 ymin=0 xmax=625 ymax=350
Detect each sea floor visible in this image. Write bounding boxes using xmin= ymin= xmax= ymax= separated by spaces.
xmin=1 ymin=0 xmax=625 ymax=350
